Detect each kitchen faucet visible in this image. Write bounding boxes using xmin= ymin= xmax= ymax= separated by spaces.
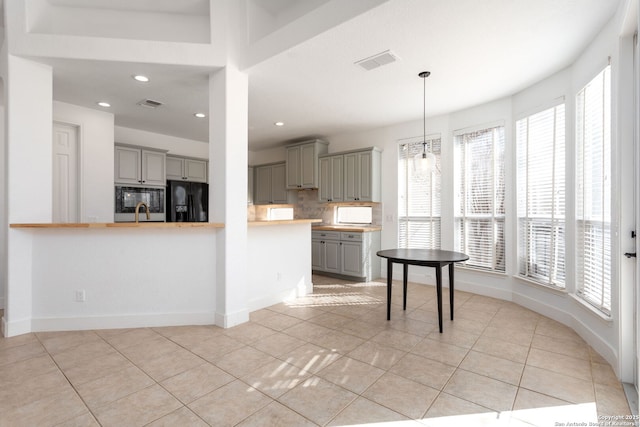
xmin=135 ymin=202 xmax=150 ymax=223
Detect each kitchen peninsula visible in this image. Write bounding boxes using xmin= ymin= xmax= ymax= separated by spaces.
xmin=5 ymin=219 xmax=319 ymax=337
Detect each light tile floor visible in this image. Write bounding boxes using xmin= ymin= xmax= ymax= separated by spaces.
xmin=0 ymin=275 xmax=633 ymax=426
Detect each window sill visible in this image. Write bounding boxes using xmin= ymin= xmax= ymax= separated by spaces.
xmin=513 ymin=275 xmax=568 ymax=296
xmin=569 ymin=293 xmax=613 ymax=324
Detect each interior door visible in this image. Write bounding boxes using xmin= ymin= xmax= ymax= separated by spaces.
xmin=52 ymin=122 xmax=79 ymax=223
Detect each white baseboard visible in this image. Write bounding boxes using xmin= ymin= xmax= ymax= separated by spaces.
xmin=454 ymin=278 xmax=513 ymax=302
xmin=2 ymin=317 xmax=33 ymax=337
xmin=30 ymin=312 xmax=217 ymax=333
xmin=512 ymin=291 xmax=617 ymax=370
xmin=247 ymin=288 xmax=300 ymax=313
xmin=403 ymin=275 xmax=513 ymax=303
xmin=215 ymin=309 xmax=249 ymax=328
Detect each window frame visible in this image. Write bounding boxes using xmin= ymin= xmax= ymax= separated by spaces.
xmin=397 ymin=134 xmax=442 ymax=249
xmin=515 ymin=101 xmax=567 ymax=289
xmin=575 ymin=64 xmax=612 ymax=315
xmin=453 ymin=122 xmax=506 ymax=272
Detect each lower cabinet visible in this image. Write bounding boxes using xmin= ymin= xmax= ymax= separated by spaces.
xmin=312 ymin=230 xmax=380 ymax=281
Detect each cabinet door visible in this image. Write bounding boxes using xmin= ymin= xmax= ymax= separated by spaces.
xmin=324 ymin=240 xmax=341 ymax=274
xmin=247 ymin=167 xmax=254 ymax=205
xmin=300 ymin=143 xmax=316 ymax=188
xmin=115 ymin=146 xmax=142 ymax=184
xmin=271 ymin=163 xmax=289 ymax=203
xmin=341 ymin=241 xmax=363 ymax=277
xmin=357 ymin=151 xmax=372 ymax=201
xmin=312 ymin=240 xmax=324 ymax=270
xmin=318 ymin=157 xmax=331 ymax=202
xmin=254 ymin=165 xmax=272 ymax=204
xmin=166 ymin=156 xmax=184 ymax=181
xmin=185 ymin=159 xmax=207 ymax=183
xmin=330 ymin=155 xmax=344 ymax=202
xmin=343 ymin=152 xmax=359 ymax=201
xmin=286 ymin=146 xmax=301 ymax=189
xmin=141 ymin=150 xmax=166 ymax=186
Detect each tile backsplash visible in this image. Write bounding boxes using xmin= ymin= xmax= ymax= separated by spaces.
xmin=295 ymin=189 xmax=382 ymax=225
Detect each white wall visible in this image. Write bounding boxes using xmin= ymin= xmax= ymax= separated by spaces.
xmin=247 ymin=223 xmax=313 ymax=311
xmin=27 ymin=227 xmax=218 ymax=331
xmin=53 ymin=101 xmax=114 ymax=223
xmin=28 ymin=3 xmax=210 ymax=43
xmin=0 ymin=100 xmax=5 ymax=310
xmin=249 ymin=145 xmax=286 ymax=165
xmin=7 ymin=55 xmax=52 ymax=223
xmin=115 ymin=126 xmax=209 ymax=159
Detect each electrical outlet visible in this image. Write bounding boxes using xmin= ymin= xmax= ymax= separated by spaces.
xmin=75 ymin=290 xmax=86 ymax=302
xmin=276 ymin=272 xmax=282 ymax=281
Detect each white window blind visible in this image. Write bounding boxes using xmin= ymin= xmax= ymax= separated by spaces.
xmin=454 ymin=125 xmax=505 ymax=272
xmin=576 ymin=65 xmax=612 ymax=314
xmin=516 ymin=104 xmax=566 ymax=287
xmin=398 ymin=137 xmax=441 ymax=249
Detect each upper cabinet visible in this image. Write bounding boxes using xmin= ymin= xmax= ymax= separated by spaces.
xmin=319 ymin=147 xmax=381 ymax=202
xmin=254 ymin=162 xmax=289 ymax=205
xmin=166 ymin=155 xmax=208 ymax=183
xmin=285 ymin=139 xmax=328 ymax=189
xmin=318 ymin=155 xmax=344 ymax=202
xmin=115 ymin=145 xmax=166 ymax=186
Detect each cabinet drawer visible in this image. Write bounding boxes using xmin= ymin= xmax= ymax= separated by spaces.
xmin=340 ymin=232 xmax=362 ymax=241
xmin=312 ymin=231 xmax=341 ymax=240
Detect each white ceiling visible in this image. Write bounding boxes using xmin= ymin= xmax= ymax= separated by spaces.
xmin=44 ymin=0 xmax=621 ymax=150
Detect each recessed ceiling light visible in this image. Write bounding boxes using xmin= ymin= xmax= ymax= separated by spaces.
xmin=97 ymin=101 xmax=111 ymax=108
xmin=274 ymin=122 xmax=284 ymax=126
xmin=194 ymin=113 xmax=206 ymax=118
xmin=133 ymin=75 xmax=149 ymax=82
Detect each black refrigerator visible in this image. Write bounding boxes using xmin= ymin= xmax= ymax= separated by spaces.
xmin=166 ymin=181 xmax=209 ymax=222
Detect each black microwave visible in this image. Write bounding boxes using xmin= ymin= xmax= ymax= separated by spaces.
xmin=114 ymin=186 xmax=165 ymax=222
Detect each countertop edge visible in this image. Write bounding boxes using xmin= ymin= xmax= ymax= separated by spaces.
xmin=249 ymin=219 xmax=322 ymax=226
xmin=10 ymin=222 xmax=225 ymax=229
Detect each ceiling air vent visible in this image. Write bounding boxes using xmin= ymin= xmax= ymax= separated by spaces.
xmin=355 ymin=50 xmax=398 ymax=71
xmin=137 ymin=99 xmax=163 ymax=109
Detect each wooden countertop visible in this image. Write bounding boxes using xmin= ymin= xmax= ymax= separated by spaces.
xmin=249 ymin=219 xmax=322 ymax=226
xmin=312 ymin=225 xmax=382 ymax=232
xmin=10 ymin=222 xmax=225 ymax=229
xmin=12 ymin=219 xmax=324 ymax=229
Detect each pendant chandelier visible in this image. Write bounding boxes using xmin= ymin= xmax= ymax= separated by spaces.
xmin=413 ymin=71 xmax=436 ymax=176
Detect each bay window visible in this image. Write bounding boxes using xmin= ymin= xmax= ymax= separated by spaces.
xmin=576 ymin=65 xmax=612 ymax=314
xmin=454 ymin=125 xmax=505 ymax=272
xmin=398 ymin=137 xmax=441 ymax=249
xmin=516 ymin=104 xmax=566 ymax=287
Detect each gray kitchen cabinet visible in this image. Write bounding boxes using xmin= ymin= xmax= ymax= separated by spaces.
xmin=166 ymin=155 xmax=207 ymax=183
xmin=318 ymin=155 xmax=344 ymax=202
xmin=311 ymin=230 xmax=380 ymax=281
xmin=254 ymin=162 xmax=289 ymax=204
xmin=311 ymin=239 xmax=324 ymax=270
xmin=341 ymin=240 xmax=363 ymax=277
xmin=344 ymin=148 xmax=381 ymax=202
xmin=311 ymin=231 xmax=341 ymax=274
xmin=248 ymin=167 xmax=254 ymax=205
xmin=115 ymin=145 xmax=166 ymax=186
xmin=286 ymin=139 xmax=328 ymax=189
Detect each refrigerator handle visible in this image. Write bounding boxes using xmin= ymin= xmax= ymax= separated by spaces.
xmin=188 ymin=195 xmax=194 ymax=222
